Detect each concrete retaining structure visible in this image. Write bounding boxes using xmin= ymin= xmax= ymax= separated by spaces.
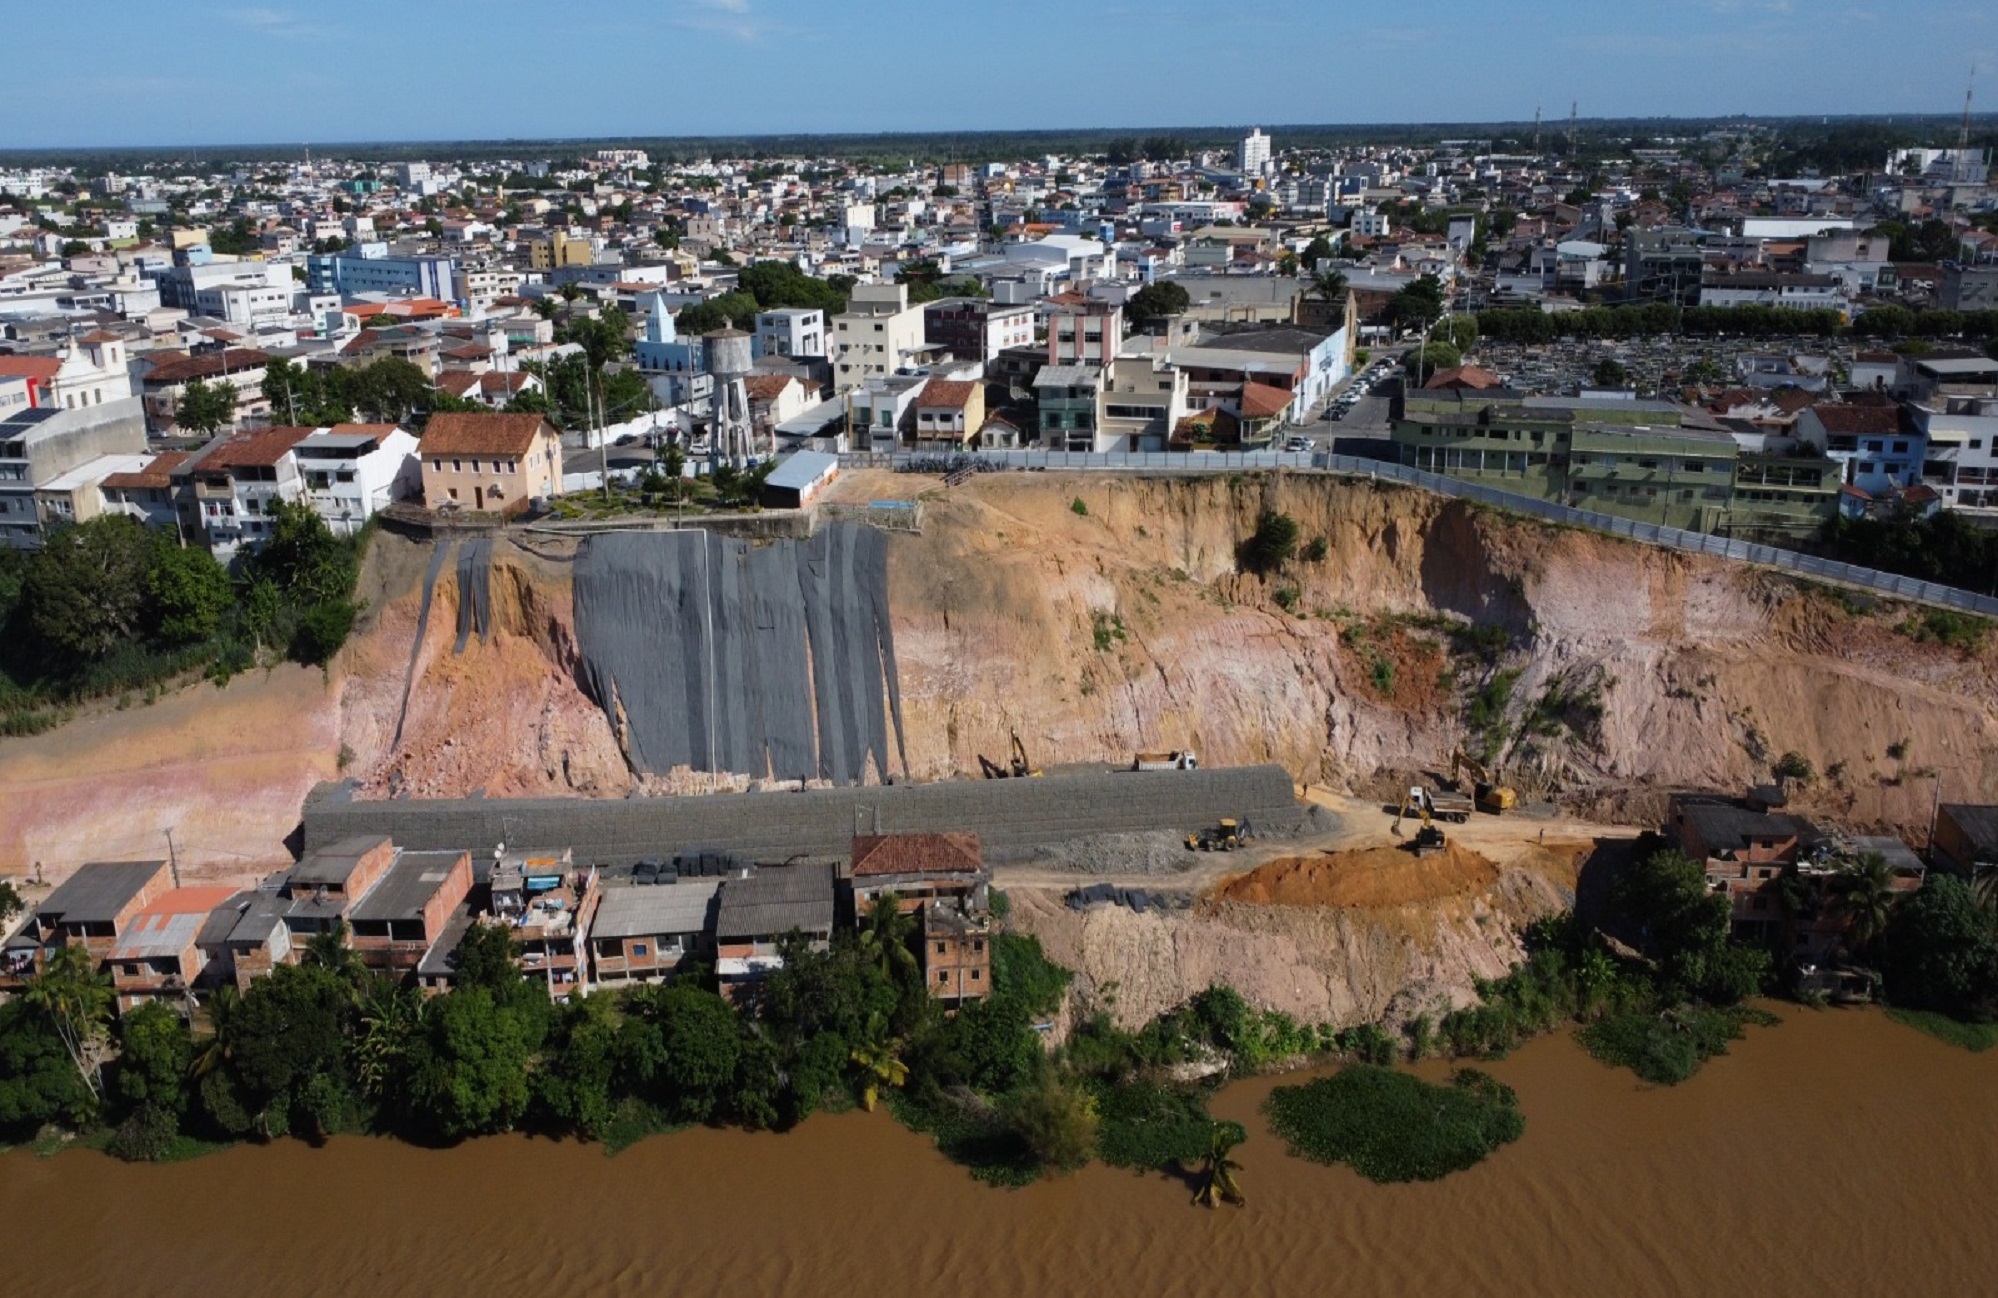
xmin=303 ymin=764 xmax=1304 ymax=865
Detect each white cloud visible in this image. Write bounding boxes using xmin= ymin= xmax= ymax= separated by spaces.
xmin=690 ymin=0 xmax=753 ymax=11
xmin=230 ymin=7 xmax=334 ymax=40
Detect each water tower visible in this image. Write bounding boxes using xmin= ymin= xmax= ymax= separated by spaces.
xmin=703 ymin=327 xmax=756 ymax=468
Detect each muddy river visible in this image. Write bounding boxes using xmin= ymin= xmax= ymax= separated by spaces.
xmin=5 ymin=1006 xmax=1992 ymax=1297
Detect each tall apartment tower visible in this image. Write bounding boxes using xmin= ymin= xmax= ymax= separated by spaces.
xmin=1239 ymin=128 xmax=1272 ymax=177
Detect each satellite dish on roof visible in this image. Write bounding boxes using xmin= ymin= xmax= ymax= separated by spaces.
xmin=494 ymin=841 xmax=506 ymax=861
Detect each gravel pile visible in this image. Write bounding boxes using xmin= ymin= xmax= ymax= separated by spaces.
xmin=1026 ymin=830 xmax=1195 ymax=876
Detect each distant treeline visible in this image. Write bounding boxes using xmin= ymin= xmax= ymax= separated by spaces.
xmin=7 ymin=113 xmax=1995 ymax=171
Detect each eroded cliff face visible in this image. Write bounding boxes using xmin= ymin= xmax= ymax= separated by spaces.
xmin=5 ymin=471 xmax=1994 ymax=881
xmin=871 ymin=471 xmax=1998 ymax=831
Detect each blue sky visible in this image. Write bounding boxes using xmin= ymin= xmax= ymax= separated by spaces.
xmin=6 ymin=1 xmax=1996 ymax=148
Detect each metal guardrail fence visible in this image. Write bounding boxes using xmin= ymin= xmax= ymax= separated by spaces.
xmin=839 ymin=450 xmax=1998 ymax=618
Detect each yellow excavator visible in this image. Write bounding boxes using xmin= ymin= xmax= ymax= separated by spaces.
xmin=1390 ymin=787 xmax=1448 ymax=857
xmin=1451 ymin=746 xmax=1517 ymax=815
xmin=979 ymin=729 xmax=1043 ymax=779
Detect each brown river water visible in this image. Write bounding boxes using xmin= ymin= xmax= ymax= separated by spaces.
xmin=6 ymin=1006 xmax=1993 ymax=1298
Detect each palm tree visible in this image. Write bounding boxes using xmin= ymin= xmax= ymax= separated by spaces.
xmin=189 ymin=983 xmax=240 ymax=1082
xmin=1973 ymin=864 xmax=1998 ymax=918
xmin=1193 ymin=1123 xmax=1247 ymax=1208
xmin=1827 ymin=852 xmax=1899 ymax=961
xmin=858 ymin=893 xmax=917 ymax=985
xmin=352 ymin=980 xmax=426 ymax=1101
xmin=302 ymin=920 xmax=366 ymax=985
xmin=1310 ymin=268 xmax=1349 ymax=305
xmin=25 ymin=944 xmax=113 ymax=1101
xmin=848 ymin=1012 xmax=909 ymax=1111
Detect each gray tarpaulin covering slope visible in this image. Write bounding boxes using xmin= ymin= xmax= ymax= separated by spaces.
xmin=571 ymin=523 xmax=906 ymax=784
xmin=453 ymin=536 xmax=494 ymax=652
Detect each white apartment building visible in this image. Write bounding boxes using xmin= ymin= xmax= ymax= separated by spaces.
xmin=755 ymin=308 xmax=827 ymax=360
xmin=1239 ymin=128 xmax=1273 ymax=177
xmin=1915 ymin=396 xmax=1998 ymax=518
xmin=832 ymin=284 xmax=925 ymax=391
xmin=293 ymin=425 xmax=421 ymax=535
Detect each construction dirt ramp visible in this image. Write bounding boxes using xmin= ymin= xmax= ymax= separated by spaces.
xmin=1211 ymin=841 xmax=1513 ymax=910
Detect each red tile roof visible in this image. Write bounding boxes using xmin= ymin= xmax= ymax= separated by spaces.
xmin=0 ymin=355 xmax=61 ymax=383
xmin=1423 ymin=363 xmax=1503 ymax=391
xmin=850 ymin=832 xmax=984 ymax=878
xmin=744 ymin=373 xmax=795 ymax=402
xmin=141 ymin=349 xmax=269 ymax=386
xmin=100 ymin=451 xmax=189 ymax=491
xmin=421 ymin=412 xmax=554 ymax=456
xmin=199 ymin=426 xmax=315 ymax=469
xmin=1238 ymin=381 xmax=1293 ymax=420
xmin=916 ymin=378 xmax=977 ymax=409
xmin=1808 ymin=404 xmax=1902 ymax=435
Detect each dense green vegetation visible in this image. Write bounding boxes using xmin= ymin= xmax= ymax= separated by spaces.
xmin=1818 ymin=510 xmax=1998 ymax=602
xmin=0 ymin=504 xmax=365 ymax=734
xmin=1264 ymin=1066 xmax=1524 ymax=1183
xmin=1436 ymin=840 xmax=1775 ymax=1085
xmin=1885 ymin=1008 xmax=1998 ymax=1053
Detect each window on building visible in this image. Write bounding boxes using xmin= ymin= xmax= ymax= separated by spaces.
xmin=631 ymin=943 xmax=648 ymax=957
xmin=970 ymin=969 xmax=981 ymax=981
xmin=937 ymin=972 xmax=949 ymax=985
xmin=935 ymin=941 xmax=947 ymax=955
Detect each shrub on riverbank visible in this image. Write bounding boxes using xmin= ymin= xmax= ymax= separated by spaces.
xmin=1885 ymin=1008 xmax=1998 ymax=1053
xmin=1263 ymin=1065 xmax=1524 ymax=1183
xmin=1577 ymin=1005 xmax=1780 ymax=1085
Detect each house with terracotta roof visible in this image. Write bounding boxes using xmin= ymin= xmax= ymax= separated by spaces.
xmin=911 ymin=377 xmax=985 ymax=451
xmin=1424 ymin=363 xmax=1504 ymax=392
xmin=100 ymin=450 xmax=190 ymax=530
xmin=136 ymin=347 xmax=271 ymax=435
xmin=106 ymin=887 xmax=239 ymax=1011
xmin=180 ymin=424 xmax=315 ymax=561
xmin=419 ymin=411 xmax=563 ymax=513
xmin=745 ymin=372 xmax=813 ymax=440
xmin=849 ymin=834 xmax=992 ymax=1006
xmin=1795 ymin=402 xmax=1924 ymax=495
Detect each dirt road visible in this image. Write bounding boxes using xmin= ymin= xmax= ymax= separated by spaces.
xmin=993 ymin=784 xmax=1642 ymax=894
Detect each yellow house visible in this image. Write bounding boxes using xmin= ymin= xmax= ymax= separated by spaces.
xmin=420 ymin=412 xmax=563 ymax=514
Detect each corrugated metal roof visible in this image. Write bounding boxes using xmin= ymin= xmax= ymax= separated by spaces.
xmin=349 ymin=850 xmax=466 ymax=922
xmin=38 ymin=861 xmax=167 ymax=925
xmin=590 ymin=879 xmax=722 ymax=939
xmin=765 ymin=450 xmax=838 ymax=491
xmin=716 ymin=864 xmax=834 ymax=939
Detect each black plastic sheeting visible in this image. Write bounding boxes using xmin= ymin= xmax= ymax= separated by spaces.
xmin=454 ymin=536 xmax=494 ymax=652
xmin=393 ymin=541 xmax=456 ymax=748
xmin=571 ymin=523 xmax=906 ymax=785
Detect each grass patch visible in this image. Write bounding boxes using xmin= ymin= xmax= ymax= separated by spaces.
xmin=1899 ymin=608 xmax=1990 ymax=652
xmin=1091 ymin=611 xmax=1127 ymax=652
xmin=1577 ymin=1004 xmax=1779 ymax=1085
xmin=1263 ymin=1065 xmax=1524 ymax=1183
xmin=1886 ymin=1007 xmax=1998 ymax=1053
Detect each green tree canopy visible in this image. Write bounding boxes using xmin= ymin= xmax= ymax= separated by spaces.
xmin=147 ymin=543 xmax=232 ymax=645
xmin=22 ymin=516 xmax=155 ymax=660
xmin=174 ymin=377 xmax=236 ymax=437
xmin=1127 ymin=280 xmax=1191 ymax=325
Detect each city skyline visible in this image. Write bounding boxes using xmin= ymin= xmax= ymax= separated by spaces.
xmin=6 ymin=0 xmax=1996 ymax=149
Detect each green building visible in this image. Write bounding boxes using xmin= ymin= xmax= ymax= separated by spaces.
xmin=1391 ymin=391 xmax=1836 ymax=536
